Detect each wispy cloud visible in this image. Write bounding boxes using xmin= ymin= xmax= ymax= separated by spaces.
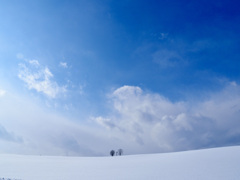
xmin=151 ymin=32 xmax=168 ymax=40
xmin=59 ymin=62 xmax=68 ymax=68
xmin=18 ymin=59 xmax=67 ymax=98
xmin=29 ymin=59 xmax=40 ymax=66
xmin=0 ymin=89 xmax=6 ymax=97
xmin=158 ymin=32 xmax=168 ymax=40
xmin=152 ymin=49 xmax=186 ymax=68
xmin=0 ymin=124 xmax=22 ymax=143
xmin=0 ymin=91 xmax=102 ymax=156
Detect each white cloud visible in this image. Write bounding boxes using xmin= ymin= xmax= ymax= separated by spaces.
xmin=93 ymin=117 xmax=117 ymax=129
xmin=0 ymin=91 xmax=112 ymax=156
xmin=29 ymin=59 xmax=40 ymax=66
xmin=59 ymin=62 xmax=68 ymax=68
xmin=0 ymin=89 xmax=6 ymax=97
xmin=1 ymin=82 xmax=240 ymax=156
xmin=94 ymin=83 xmax=240 ymax=153
xmin=18 ymin=60 xmax=66 ymax=98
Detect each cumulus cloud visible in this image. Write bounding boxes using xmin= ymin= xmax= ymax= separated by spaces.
xmin=18 ymin=60 xmax=66 ymax=98
xmin=94 ymin=83 xmax=240 ymax=153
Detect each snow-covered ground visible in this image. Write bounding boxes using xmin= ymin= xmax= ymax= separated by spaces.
xmin=0 ymin=146 xmax=240 ymax=180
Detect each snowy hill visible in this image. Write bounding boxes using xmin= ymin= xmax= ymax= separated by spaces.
xmin=1 ymin=146 xmax=240 ymax=180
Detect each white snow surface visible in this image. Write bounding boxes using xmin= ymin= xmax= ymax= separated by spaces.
xmin=0 ymin=146 xmax=240 ymax=180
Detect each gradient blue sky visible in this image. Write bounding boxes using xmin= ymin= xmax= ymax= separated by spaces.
xmin=0 ymin=0 xmax=240 ymax=156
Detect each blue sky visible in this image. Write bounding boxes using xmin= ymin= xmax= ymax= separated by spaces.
xmin=0 ymin=0 xmax=240 ymax=156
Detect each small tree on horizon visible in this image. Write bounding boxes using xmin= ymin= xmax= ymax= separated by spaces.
xmin=118 ymin=149 xmax=123 ymax=156
xmin=110 ymin=150 xmax=115 ymax=156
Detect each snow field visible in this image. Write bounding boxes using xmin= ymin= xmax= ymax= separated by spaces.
xmin=0 ymin=146 xmax=240 ymax=180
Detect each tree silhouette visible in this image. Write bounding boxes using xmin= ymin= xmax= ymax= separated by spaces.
xmin=110 ymin=150 xmax=115 ymax=156
xmin=118 ymin=149 xmax=123 ymax=156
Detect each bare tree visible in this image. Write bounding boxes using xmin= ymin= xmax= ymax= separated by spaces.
xmin=118 ymin=149 xmax=123 ymax=156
